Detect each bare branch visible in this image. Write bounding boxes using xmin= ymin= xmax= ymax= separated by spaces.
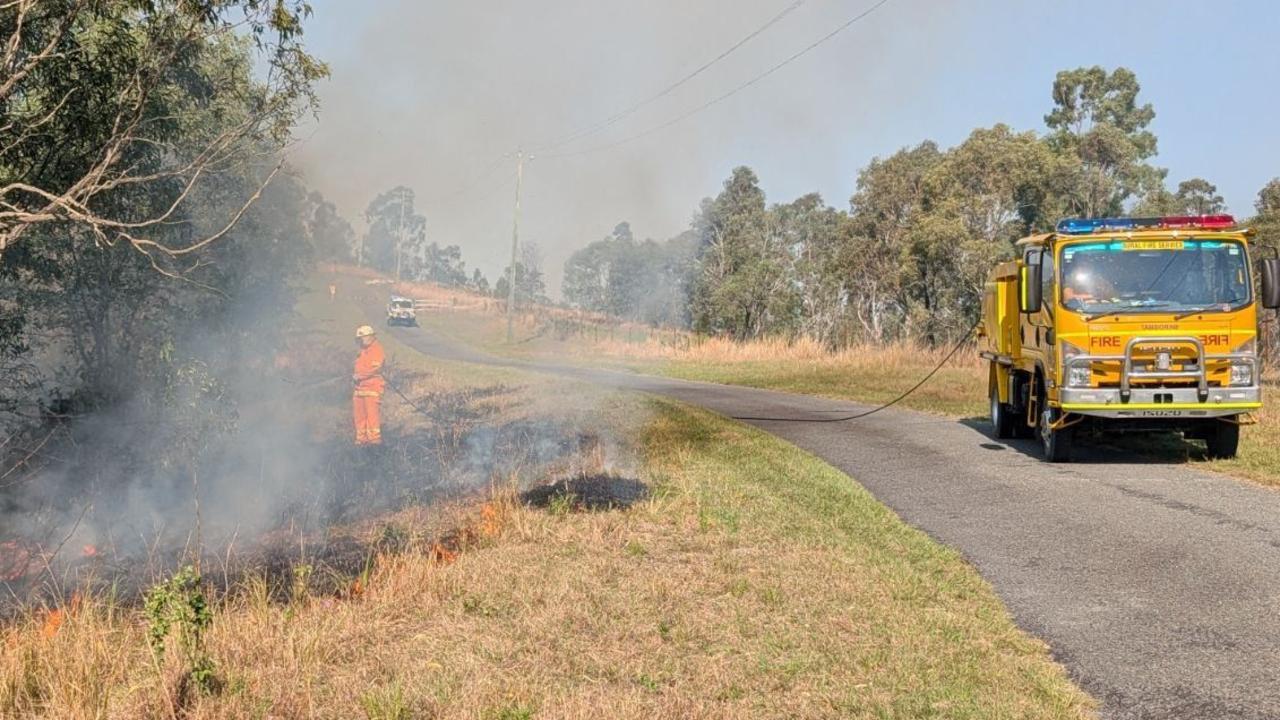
xmin=0 ymin=1 xmax=322 ymax=265
xmin=128 ymin=159 xmax=283 ymax=257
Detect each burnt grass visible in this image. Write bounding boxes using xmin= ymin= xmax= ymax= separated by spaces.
xmin=521 ymin=475 xmax=649 ymax=511
xmin=0 ymin=380 xmax=631 ymax=615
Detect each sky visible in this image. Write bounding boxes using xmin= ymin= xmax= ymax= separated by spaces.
xmin=291 ymin=0 xmax=1280 ymax=297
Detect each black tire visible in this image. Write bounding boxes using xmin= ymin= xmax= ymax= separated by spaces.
xmin=1039 ymin=399 xmax=1074 ymax=463
xmin=990 ymin=384 xmax=1015 ymax=439
xmin=1204 ymin=420 xmax=1240 ymax=460
xmin=1013 ymin=411 xmax=1036 ymax=439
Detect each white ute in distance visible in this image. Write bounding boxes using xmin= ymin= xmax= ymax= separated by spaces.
xmin=386 ymin=296 xmax=417 ymax=327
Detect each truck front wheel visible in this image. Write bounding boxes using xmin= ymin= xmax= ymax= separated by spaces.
xmin=1039 ymin=402 xmax=1074 ymax=463
xmin=990 ymin=384 xmax=1015 ymax=439
xmin=1204 ymin=420 xmax=1240 ymax=460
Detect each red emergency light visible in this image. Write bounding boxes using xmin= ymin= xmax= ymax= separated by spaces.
xmin=1156 ymin=215 xmax=1236 ymax=230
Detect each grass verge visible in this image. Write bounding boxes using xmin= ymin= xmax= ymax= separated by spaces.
xmin=2 ymin=396 xmax=1094 ymax=718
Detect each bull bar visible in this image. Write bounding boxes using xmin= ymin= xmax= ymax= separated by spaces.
xmin=1058 ymin=335 xmax=1261 ymax=418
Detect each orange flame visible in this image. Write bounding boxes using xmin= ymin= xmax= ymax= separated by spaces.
xmin=40 ymin=593 xmax=81 ymax=639
xmin=479 ymin=503 xmax=504 ymax=538
xmin=428 ymin=542 xmax=458 ymax=565
xmin=41 ymin=609 xmax=64 ymax=639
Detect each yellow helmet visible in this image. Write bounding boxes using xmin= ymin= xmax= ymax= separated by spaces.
xmin=355 ymin=325 xmax=376 ymax=338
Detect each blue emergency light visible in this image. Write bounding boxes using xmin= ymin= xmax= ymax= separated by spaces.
xmin=1056 ymin=218 xmax=1134 ymax=234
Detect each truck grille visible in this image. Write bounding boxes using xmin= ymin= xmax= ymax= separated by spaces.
xmin=1086 ymin=360 xmax=1229 ymax=388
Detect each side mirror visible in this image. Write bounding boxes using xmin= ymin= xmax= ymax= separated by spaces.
xmin=1019 ymin=262 xmax=1042 ymax=314
xmin=1263 ymin=257 xmax=1280 ymax=310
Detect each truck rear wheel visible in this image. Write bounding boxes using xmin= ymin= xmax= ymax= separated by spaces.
xmin=990 ymin=385 xmax=1015 ymax=439
xmin=1204 ymin=420 xmax=1240 ymax=460
xmin=1039 ymin=402 xmax=1073 ymax=463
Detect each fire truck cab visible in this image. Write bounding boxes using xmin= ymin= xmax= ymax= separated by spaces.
xmin=979 ymin=215 xmax=1280 ymax=462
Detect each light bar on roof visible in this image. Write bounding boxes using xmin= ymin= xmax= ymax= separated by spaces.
xmin=1056 ymin=214 xmax=1236 ymax=235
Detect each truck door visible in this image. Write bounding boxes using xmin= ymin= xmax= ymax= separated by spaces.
xmin=1039 ymin=248 xmax=1056 ymax=379
xmin=1023 ymin=246 xmax=1055 ymax=359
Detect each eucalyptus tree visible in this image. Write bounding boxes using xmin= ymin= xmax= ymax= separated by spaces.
xmin=0 ymin=1 xmax=323 ymax=420
xmin=1044 ymin=66 xmax=1163 ymax=217
xmin=688 ymin=166 xmax=798 ymax=339
xmin=1173 ymin=178 xmax=1226 ymax=215
xmin=845 ymin=141 xmax=942 ymax=340
xmin=363 ymin=186 xmax=424 ymax=278
xmin=305 ymin=191 xmax=355 ymax=261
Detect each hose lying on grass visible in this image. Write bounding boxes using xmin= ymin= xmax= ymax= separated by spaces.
xmin=729 ymin=316 xmax=981 ymax=423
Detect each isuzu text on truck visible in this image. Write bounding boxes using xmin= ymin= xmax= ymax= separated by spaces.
xmin=979 ymin=215 xmax=1280 ymax=462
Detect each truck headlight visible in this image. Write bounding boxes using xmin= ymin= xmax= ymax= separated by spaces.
xmin=1068 ymin=366 xmax=1091 ymax=387
xmin=1230 ymin=363 xmax=1253 ymax=387
xmin=1229 ymin=338 xmax=1257 ymax=387
xmin=1061 ymin=341 xmax=1090 ymax=387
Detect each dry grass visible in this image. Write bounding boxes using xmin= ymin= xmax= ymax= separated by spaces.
xmin=1191 ymin=402 xmax=1280 ymax=487
xmin=594 ymin=333 xmax=978 ymax=365
xmin=650 ymin=341 xmax=986 ymax=417
xmin=0 ymin=399 xmax=1095 ymax=719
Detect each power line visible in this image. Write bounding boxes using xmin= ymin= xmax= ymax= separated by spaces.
xmin=540 ymin=0 xmax=894 ymax=160
xmin=430 ymin=152 xmax=512 ymax=206
xmin=530 ymin=0 xmax=807 ymax=154
xmin=436 ymin=0 xmax=889 ymax=201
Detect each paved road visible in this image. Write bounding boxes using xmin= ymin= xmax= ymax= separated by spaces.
xmin=368 ymin=296 xmax=1280 ymax=720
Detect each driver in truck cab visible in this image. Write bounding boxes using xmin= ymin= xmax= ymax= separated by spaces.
xmin=1062 ymin=256 xmax=1118 ymax=309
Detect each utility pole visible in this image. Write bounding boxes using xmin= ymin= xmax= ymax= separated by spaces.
xmin=506 ymin=150 xmax=527 ymax=343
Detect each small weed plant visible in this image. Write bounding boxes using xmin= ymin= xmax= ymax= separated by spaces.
xmin=360 ymin=681 xmax=411 ymax=720
xmin=290 ymin=562 xmax=314 ymax=604
xmin=547 ymin=492 xmax=577 ymax=516
xmin=144 ymin=565 xmax=219 ymax=695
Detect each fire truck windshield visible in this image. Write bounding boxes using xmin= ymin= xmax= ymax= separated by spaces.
xmin=1060 ymin=239 xmax=1250 ymax=315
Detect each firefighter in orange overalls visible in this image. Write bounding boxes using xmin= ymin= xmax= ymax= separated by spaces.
xmin=352 ymin=325 xmax=386 ymax=445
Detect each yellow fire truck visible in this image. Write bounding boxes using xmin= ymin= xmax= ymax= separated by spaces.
xmin=979 ymin=215 xmax=1279 ymax=462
